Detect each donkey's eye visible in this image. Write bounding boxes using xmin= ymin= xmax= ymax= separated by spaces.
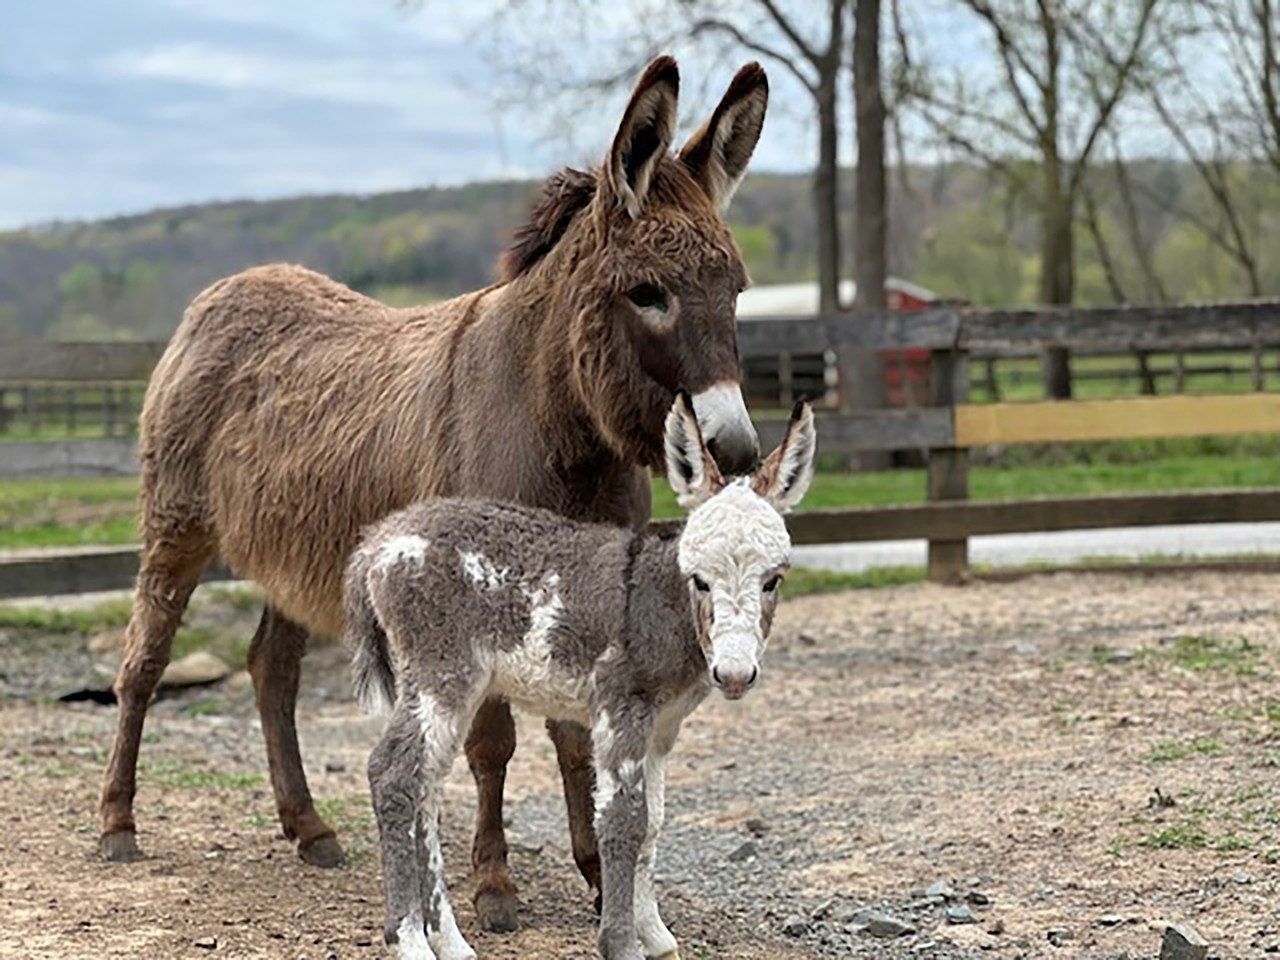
xmin=691 ymin=574 xmax=710 ymax=593
xmin=627 ymin=283 xmax=667 ymax=311
xmin=763 ymin=575 xmax=783 ymax=594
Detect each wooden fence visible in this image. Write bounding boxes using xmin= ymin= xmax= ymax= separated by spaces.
xmin=2 ymin=299 xmax=1280 ymax=596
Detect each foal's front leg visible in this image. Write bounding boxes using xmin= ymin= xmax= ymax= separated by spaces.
xmin=634 ymin=750 xmax=677 ymax=959
xmin=593 ymin=703 xmax=655 ymax=960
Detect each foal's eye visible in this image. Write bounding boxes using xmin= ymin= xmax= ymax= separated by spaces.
xmin=763 ymin=575 xmax=783 ymax=594
xmin=627 ymin=283 xmax=667 ymax=311
xmin=691 ymin=574 xmax=710 ymax=593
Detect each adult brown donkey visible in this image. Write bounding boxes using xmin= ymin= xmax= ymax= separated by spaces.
xmin=97 ymin=56 xmax=769 ymax=932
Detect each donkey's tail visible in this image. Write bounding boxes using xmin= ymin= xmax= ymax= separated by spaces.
xmin=343 ymin=551 xmax=396 ymax=715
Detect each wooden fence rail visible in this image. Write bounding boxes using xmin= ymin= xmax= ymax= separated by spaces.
xmin=3 ymin=297 xmax=1280 ymax=596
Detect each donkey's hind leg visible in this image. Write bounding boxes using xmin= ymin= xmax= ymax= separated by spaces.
xmin=548 ymin=719 xmax=603 ymax=908
xmin=247 ymin=604 xmax=343 ymax=867
xmin=99 ymin=539 xmax=211 ymax=861
xmin=465 ymin=696 xmax=520 ymax=932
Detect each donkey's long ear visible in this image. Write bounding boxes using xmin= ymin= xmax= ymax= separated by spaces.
xmin=665 ymin=391 xmax=725 ymax=509
xmin=752 ymin=400 xmax=816 ymax=514
xmin=605 ymin=55 xmax=680 ymax=219
xmin=679 ymin=62 xmax=768 ymax=212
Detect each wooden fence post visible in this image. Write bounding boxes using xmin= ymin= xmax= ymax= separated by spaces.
xmin=927 ymin=347 xmax=970 ymax=583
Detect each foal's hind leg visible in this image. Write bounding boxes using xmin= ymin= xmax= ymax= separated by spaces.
xmin=464 ymin=696 xmax=519 ymax=932
xmin=99 ymin=540 xmax=210 ymax=861
xmin=372 ymin=693 xmax=477 ymax=960
xmin=247 ymin=605 xmax=344 ymax=867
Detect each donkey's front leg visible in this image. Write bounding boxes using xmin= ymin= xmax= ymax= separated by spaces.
xmin=634 ymin=751 xmax=677 ymax=959
xmin=592 ymin=704 xmax=654 ymax=960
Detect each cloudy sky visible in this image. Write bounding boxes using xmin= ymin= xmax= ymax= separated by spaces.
xmin=1 ymin=1 xmax=850 ymax=229
xmin=4 ymin=1 xmax=1178 ymax=231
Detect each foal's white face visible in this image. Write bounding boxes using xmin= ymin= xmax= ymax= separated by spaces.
xmin=679 ymin=481 xmax=789 ymax=698
xmin=665 ymin=392 xmax=816 ymax=699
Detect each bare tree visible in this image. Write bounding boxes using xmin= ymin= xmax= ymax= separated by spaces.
xmin=474 ymin=1 xmax=850 ymax=312
xmin=839 ymin=0 xmax=890 ymax=467
xmin=905 ymin=0 xmax=1161 ymax=398
xmin=1131 ymin=0 xmax=1279 ymax=296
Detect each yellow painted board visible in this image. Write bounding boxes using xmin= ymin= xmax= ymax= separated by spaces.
xmin=954 ymin=394 xmax=1280 ymax=447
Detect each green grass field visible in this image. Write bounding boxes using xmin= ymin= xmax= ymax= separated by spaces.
xmin=4 ymin=435 xmax=1279 ymax=549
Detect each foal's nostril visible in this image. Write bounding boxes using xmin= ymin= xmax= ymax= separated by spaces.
xmin=712 ymin=665 xmax=723 ymax=687
xmin=747 ymin=666 xmax=759 ymax=687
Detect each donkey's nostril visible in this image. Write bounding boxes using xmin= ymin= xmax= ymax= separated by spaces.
xmin=712 ymin=665 xmax=723 ymax=686
xmin=747 ymin=666 xmax=758 ymax=687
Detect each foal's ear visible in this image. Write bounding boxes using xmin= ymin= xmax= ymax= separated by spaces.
xmin=679 ymin=62 xmax=768 ymax=212
xmin=605 ymin=55 xmax=680 ymax=220
xmin=752 ymin=400 xmax=816 ymax=514
xmin=665 ymin=391 xmax=725 ymax=509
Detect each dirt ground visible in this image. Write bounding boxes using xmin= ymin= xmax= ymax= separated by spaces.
xmin=4 ymin=569 xmax=1280 ymax=959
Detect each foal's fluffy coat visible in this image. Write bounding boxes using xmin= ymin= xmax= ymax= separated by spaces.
xmin=345 ymin=395 xmax=816 ymax=960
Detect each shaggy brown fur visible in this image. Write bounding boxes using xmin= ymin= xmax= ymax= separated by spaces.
xmin=97 ymin=55 xmax=770 ymax=934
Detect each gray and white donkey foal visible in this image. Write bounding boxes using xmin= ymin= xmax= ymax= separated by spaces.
xmin=343 ymin=394 xmax=816 ymax=960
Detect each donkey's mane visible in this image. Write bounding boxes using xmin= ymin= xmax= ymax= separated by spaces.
xmin=498 ymin=167 xmax=597 ymax=282
xmin=498 ymin=159 xmax=717 ymax=282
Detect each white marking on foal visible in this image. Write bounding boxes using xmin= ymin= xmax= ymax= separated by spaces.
xmin=394 ymin=911 xmax=433 ymax=960
xmin=457 ymin=550 xmax=508 ymax=590
xmin=373 ymin=534 xmax=429 ymax=574
xmin=492 ymin=573 xmax=590 ymax=722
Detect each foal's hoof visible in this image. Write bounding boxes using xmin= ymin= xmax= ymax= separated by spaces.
xmin=652 ymin=952 xmax=681 ymax=960
xmin=474 ymin=891 xmax=520 ymax=933
xmin=100 ymin=830 xmax=143 ymax=863
xmin=298 ymin=833 xmax=347 ymax=868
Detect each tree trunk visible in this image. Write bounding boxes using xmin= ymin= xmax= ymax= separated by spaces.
xmin=815 ymin=74 xmax=841 ymax=314
xmin=1038 ymin=7 xmax=1072 ymax=399
xmin=842 ymin=0 xmax=889 ymax=469
xmin=854 ymin=0 xmax=887 ymax=312
xmin=1039 ymin=153 xmax=1074 ymax=398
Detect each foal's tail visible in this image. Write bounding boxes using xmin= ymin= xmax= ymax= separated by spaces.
xmin=343 ymin=551 xmax=396 ymax=715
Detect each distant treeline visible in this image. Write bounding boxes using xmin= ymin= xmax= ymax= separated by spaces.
xmin=1 ymin=160 xmax=1275 ymax=341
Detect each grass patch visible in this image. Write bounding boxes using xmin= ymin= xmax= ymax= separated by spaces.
xmin=1145 ymin=736 xmax=1224 ymax=763
xmin=184 ymin=698 xmax=222 ymax=718
xmin=1141 ymin=821 xmax=1209 ymax=850
xmin=783 ymin=565 xmax=923 ymax=596
xmin=205 ymin=585 xmax=263 ymax=611
xmin=0 ymin=597 xmax=133 ymax=634
xmin=1167 ymin=635 xmax=1260 ymax=674
xmin=146 ymin=760 xmax=263 ymax=790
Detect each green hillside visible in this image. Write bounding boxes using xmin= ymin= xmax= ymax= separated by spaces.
xmin=1 ymin=160 xmax=1276 ymax=341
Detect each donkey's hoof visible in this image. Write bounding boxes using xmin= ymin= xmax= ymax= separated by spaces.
xmin=298 ymin=833 xmax=347 ymax=868
xmin=100 ymin=830 xmax=143 ymax=863
xmin=652 ymin=952 xmax=681 ymax=960
xmin=474 ymin=891 xmax=520 ymax=933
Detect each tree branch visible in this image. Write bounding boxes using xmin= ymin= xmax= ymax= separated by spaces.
xmin=690 ymin=17 xmax=818 ymax=94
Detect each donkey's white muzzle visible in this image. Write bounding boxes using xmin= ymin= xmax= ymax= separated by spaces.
xmin=692 ymin=382 xmax=759 ymax=475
